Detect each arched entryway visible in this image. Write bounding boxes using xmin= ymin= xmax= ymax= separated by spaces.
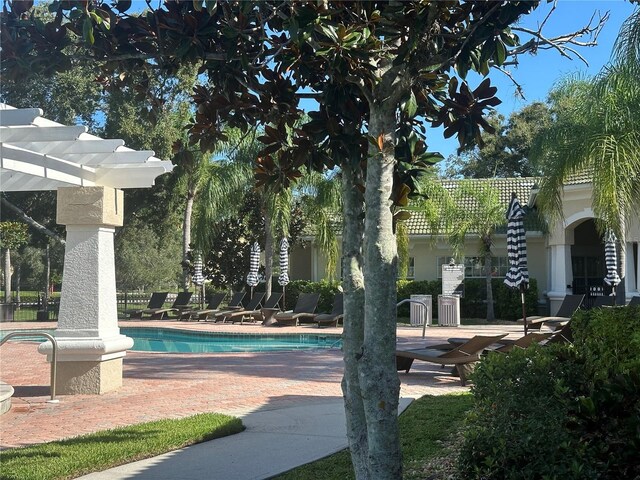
xmin=570 ymin=219 xmax=607 ymax=302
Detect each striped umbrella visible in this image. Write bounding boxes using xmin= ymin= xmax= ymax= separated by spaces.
xmin=192 ymin=251 xmax=205 ymax=308
xmin=278 ymin=238 xmax=290 ymax=308
xmin=504 ymin=193 xmax=530 ymax=334
xmin=603 ymin=231 xmax=620 ymax=297
xmin=192 ymin=251 xmax=204 ymax=286
xmin=246 ymin=242 xmax=260 ymax=295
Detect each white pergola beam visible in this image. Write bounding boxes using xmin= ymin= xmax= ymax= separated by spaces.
xmin=0 ymin=107 xmax=43 ymax=126
xmin=8 ymin=139 xmax=126 ymax=155
xmin=1 ymin=125 xmax=87 ymax=143
xmin=0 ymin=105 xmax=173 ymax=191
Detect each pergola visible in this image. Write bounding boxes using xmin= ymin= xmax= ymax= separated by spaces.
xmin=0 ymin=104 xmax=173 ymax=394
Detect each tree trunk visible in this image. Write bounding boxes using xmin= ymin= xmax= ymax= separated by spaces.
xmin=182 ymin=190 xmax=195 ymax=292
xmin=264 ymin=207 xmax=274 ymax=298
xmin=4 ymin=249 xmax=11 ymax=303
xmin=44 ymin=244 xmax=51 ymax=306
xmin=484 ymin=238 xmax=495 ymax=321
xmin=340 ymin=161 xmax=369 ymax=479
xmin=359 ymin=103 xmax=402 ymax=479
xmin=15 ymin=264 xmax=21 ymax=304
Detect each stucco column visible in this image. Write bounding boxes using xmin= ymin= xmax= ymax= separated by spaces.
xmin=547 ymin=244 xmax=573 ymax=315
xmin=39 ymin=186 xmax=133 ymax=394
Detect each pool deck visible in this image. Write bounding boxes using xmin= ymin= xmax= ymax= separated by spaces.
xmin=0 ymin=320 xmax=524 ymax=450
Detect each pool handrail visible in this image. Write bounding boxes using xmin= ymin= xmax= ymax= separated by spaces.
xmin=396 ymin=299 xmax=430 ymax=338
xmin=0 ymin=331 xmax=59 ymax=403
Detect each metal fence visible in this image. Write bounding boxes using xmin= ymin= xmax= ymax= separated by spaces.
xmin=0 ymin=292 xmax=199 ymax=322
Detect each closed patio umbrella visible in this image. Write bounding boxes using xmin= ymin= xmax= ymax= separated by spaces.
xmin=246 ymin=242 xmax=260 ymax=296
xmin=603 ymin=231 xmax=621 ymax=301
xmin=192 ymin=251 xmax=205 ymax=308
xmin=504 ymin=193 xmax=530 ymax=334
xmin=278 ymin=238 xmax=290 ymax=308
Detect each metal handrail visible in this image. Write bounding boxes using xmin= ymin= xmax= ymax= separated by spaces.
xmin=0 ymin=331 xmax=59 ymax=403
xmin=396 ymin=299 xmax=430 ymax=338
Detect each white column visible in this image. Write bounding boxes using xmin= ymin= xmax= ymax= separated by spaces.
xmin=547 ymin=244 xmax=572 ymax=315
xmin=39 ymin=186 xmax=133 ymax=394
xmin=626 ymin=241 xmax=637 ymax=297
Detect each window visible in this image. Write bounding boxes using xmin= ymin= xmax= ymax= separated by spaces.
xmin=398 ymin=257 xmax=415 ymax=279
xmin=407 ymin=257 xmax=415 ymax=279
xmin=437 ymin=256 xmax=509 ymax=278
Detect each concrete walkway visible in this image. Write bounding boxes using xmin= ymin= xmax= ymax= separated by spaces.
xmin=1 ymin=321 xmax=523 ymax=478
xmin=79 ymin=398 xmax=413 ymax=480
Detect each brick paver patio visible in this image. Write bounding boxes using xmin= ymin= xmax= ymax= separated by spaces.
xmin=0 ymin=320 xmax=522 ymax=449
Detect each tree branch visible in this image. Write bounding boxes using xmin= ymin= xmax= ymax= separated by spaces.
xmin=509 ymin=9 xmax=609 ymax=66
xmin=0 ymin=197 xmax=65 ymax=245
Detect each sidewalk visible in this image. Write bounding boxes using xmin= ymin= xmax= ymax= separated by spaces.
xmin=78 ymin=398 xmax=413 ymax=480
xmin=1 ymin=321 xmax=523 ymax=477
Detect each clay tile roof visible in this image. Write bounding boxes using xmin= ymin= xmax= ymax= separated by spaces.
xmin=405 ymin=177 xmax=544 ymax=235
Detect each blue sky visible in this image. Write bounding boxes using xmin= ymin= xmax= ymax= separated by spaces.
xmin=430 ymin=0 xmax=638 ymax=160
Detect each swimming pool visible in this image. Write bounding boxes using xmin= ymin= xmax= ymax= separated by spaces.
xmin=0 ymin=328 xmax=342 ymax=353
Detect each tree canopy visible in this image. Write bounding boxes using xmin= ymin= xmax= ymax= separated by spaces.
xmin=0 ymin=2 xmax=611 ymax=478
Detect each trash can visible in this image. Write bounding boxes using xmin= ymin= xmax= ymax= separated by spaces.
xmin=409 ymin=295 xmax=432 ymax=326
xmin=437 ymin=295 xmax=460 ymax=326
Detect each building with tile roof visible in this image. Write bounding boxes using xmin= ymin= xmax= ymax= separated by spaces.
xmin=289 ymin=176 xmax=640 ymax=316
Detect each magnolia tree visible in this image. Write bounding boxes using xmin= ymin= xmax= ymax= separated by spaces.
xmin=0 ymin=2 xmax=606 ymax=477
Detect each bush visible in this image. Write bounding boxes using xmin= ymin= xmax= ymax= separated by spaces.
xmin=458 ymin=306 xmax=640 ymax=480
xmin=396 ymin=278 xmax=538 ymax=321
xmin=281 ymin=280 xmax=341 ymax=313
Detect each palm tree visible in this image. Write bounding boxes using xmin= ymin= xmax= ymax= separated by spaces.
xmin=297 ymin=170 xmax=342 ymax=281
xmin=191 ymin=130 xmax=294 ymax=296
xmin=532 ymin=9 xmax=640 ymax=292
xmin=422 ymin=179 xmax=505 ymax=321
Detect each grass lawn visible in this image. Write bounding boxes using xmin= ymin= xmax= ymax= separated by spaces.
xmin=275 ymin=393 xmax=473 ymax=480
xmin=0 ymin=413 xmax=244 ymax=480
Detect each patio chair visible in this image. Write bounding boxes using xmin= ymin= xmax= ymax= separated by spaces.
xmin=314 ymin=293 xmax=344 ymax=328
xmin=141 ymin=291 xmax=193 ymax=320
xmin=525 ymin=294 xmax=585 ymax=330
xmin=240 ymin=292 xmax=283 ymax=324
xmin=395 ymin=334 xmax=507 ymax=386
xmin=179 ymin=292 xmax=226 ymax=321
xmin=493 ymin=332 xmax=554 ymax=353
xmin=125 ymin=292 xmax=168 ymax=319
xmin=592 ymin=295 xmax=615 ymax=308
xmin=215 ymin=292 xmax=266 ymax=324
xmin=197 ymin=291 xmax=246 ymax=321
xmin=627 ymin=296 xmax=640 ymax=307
xmin=273 ymin=293 xmax=320 ymax=327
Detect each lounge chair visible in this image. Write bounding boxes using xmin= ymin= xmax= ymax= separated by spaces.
xmin=592 ymin=295 xmax=615 ymax=308
xmin=314 ymin=293 xmax=343 ymax=328
xmin=273 ymin=293 xmax=320 ymax=326
xmin=396 ymin=334 xmax=507 ymax=386
xmin=141 ymin=291 xmax=193 ymax=319
xmin=241 ymin=292 xmax=283 ymax=324
xmin=179 ymin=292 xmax=226 ymax=321
xmin=493 ymin=332 xmax=553 ymax=353
xmin=215 ymin=292 xmax=266 ymax=323
xmin=125 ymin=292 xmax=168 ymax=319
xmin=525 ymin=294 xmax=585 ymax=330
xmin=627 ymin=296 xmax=640 ymax=307
xmin=196 ymin=291 xmax=246 ymax=321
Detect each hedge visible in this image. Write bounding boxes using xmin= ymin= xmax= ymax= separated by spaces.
xmin=458 ymin=305 xmax=640 ymax=479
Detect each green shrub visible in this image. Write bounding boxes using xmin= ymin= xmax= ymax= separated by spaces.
xmin=458 ymin=345 xmax=591 ymax=480
xmin=282 ymin=280 xmax=341 ymax=313
xmin=571 ymin=305 xmax=640 ymax=379
xmin=459 ymin=306 xmax=640 ymax=480
xmin=396 ymin=278 xmax=538 ymax=321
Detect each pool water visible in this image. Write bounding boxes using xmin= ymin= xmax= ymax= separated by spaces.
xmin=1 ymin=328 xmax=342 ymax=353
